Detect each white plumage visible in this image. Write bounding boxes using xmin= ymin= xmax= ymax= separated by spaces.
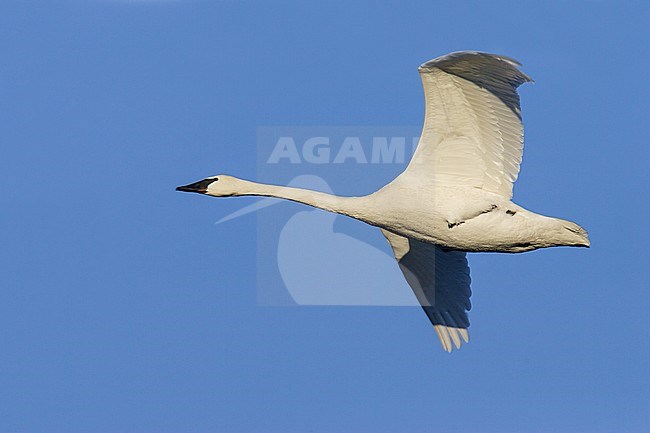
xmin=177 ymin=51 xmax=589 ymax=352
xmin=414 ymin=60 xmax=526 ymax=198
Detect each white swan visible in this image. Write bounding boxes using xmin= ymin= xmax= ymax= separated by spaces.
xmin=177 ymin=51 xmax=589 ymax=352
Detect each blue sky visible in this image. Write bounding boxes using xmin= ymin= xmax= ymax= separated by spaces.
xmin=1 ymin=1 xmax=649 ymax=432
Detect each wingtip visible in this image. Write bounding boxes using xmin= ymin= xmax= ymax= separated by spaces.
xmin=434 ymin=325 xmax=470 ymax=352
xmin=419 ymin=50 xmax=534 ymax=86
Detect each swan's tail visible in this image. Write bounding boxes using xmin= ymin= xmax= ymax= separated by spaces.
xmin=559 ymin=219 xmax=590 ymax=248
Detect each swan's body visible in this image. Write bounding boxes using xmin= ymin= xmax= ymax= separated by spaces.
xmin=177 ymin=51 xmax=589 ymax=352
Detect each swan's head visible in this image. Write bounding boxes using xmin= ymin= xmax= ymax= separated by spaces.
xmin=176 ymin=175 xmax=243 ymax=197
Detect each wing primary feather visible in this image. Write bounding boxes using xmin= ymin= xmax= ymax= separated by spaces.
xmin=448 ymin=327 xmax=462 ymax=349
xmin=434 ymin=312 xmax=453 ymax=351
xmin=434 ymin=325 xmax=452 ymax=352
xmin=443 ymin=312 xmax=463 ymax=349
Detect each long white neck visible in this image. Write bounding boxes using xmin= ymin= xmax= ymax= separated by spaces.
xmin=232 ymin=179 xmax=368 ymax=220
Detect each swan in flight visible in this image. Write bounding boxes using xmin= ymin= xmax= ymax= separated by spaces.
xmin=177 ymin=51 xmax=590 ymax=352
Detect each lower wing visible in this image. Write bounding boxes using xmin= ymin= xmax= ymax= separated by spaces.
xmin=381 ymin=229 xmax=472 ymax=352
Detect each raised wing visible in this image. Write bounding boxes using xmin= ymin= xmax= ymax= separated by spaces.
xmin=403 ymin=51 xmax=533 ymax=199
xmin=381 ymin=229 xmax=472 ymax=352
